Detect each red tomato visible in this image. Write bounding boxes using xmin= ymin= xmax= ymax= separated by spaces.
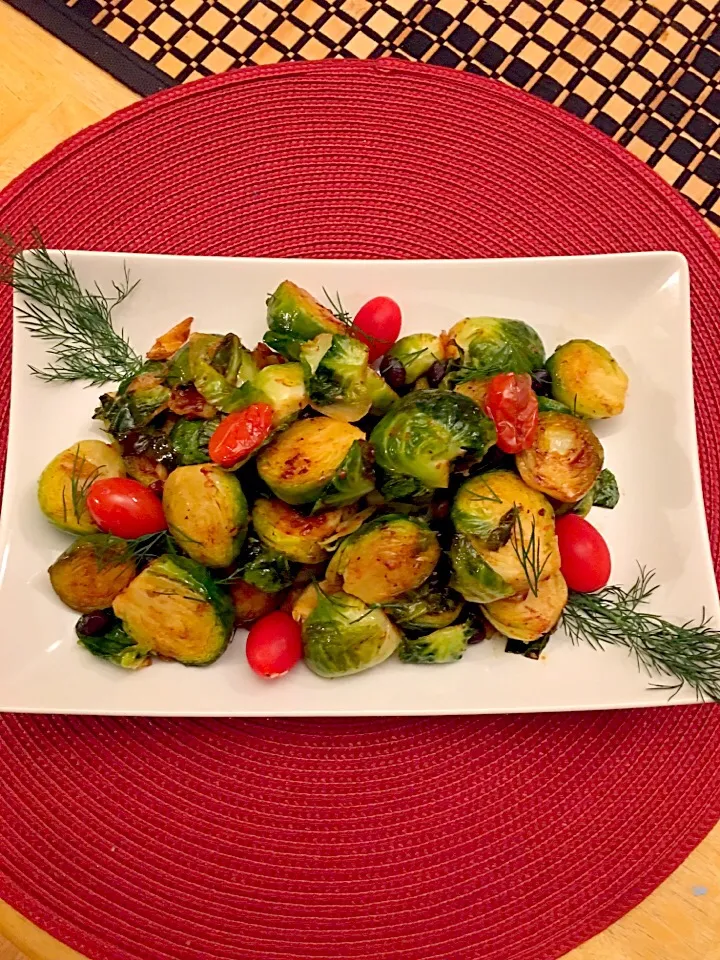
xmin=246 ymin=611 xmax=303 ymax=679
xmin=209 ymin=403 xmax=274 ymax=469
xmin=353 ymin=296 xmax=402 ymax=362
xmin=485 ymin=372 xmax=539 ymax=454
xmin=555 ymin=514 xmax=611 ymax=593
xmin=86 ymin=477 xmax=167 ymax=539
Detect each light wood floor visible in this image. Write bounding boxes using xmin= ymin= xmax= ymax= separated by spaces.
xmin=1 ymin=1 xmax=719 ymax=958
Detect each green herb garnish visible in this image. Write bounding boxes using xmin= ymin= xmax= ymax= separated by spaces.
xmin=509 ymin=505 xmax=550 ymax=597
xmin=563 ymin=568 xmax=720 ymax=703
xmin=0 ymin=231 xmax=142 ymax=385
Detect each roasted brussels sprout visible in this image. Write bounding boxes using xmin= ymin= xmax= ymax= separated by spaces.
xmin=516 ymin=411 xmax=604 ymax=503
xmin=448 ymin=317 xmax=545 ymax=378
xmin=188 ymin=333 xmax=257 ymax=413
xmin=112 ymin=554 xmax=234 ymax=665
xmin=256 ymin=416 xmax=374 ymax=509
xmin=170 ymin=417 xmax=221 ymax=465
xmin=264 ymin=280 xmax=347 ymax=359
xmin=454 ymin=377 xmax=491 ymax=411
xmin=399 ymin=622 xmax=475 ymax=664
xmin=325 ymin=514 xmax=440 ymax=604
xmin=229 ymin=579 xmax=281 ymax=626
xmin=366 ymin=368 xmax=399 ymax=415
xmin=235 ymin=534 xmax=296 ymax=593
xmin=385 ymin=333 xmax=444 ymax=384
xmin=300 ymin=333 xmax=371 ymax=422
xmin=370 ymin=390 xmax=495 ymax=489
xmin=452 ymin=469 xmax=541 ymax=549
xmin=547 ymin=339 xmax=628 ymax=419
xmin=251 ymin=362 xmax=308 ymax=425
xmin=483 ymin=571 xmax=568 ymax=642
xmin=252 ymin=498 xmax=350 ymax=564
xmin=162 ymin=465 xmax=248 ymax=567
xmin=49 ymin=535 xmax=136 ymax=613
xmin=386 ymin=575 xmax=464 ymax=631
xmin=449 ymin=534 xmax=515 ymax=603
xmin=76 ymin=619 xmax=151 ymax=670
xmin=593 ymin=468 xmax=620 ymax=509
xmin=301 ymin=587 xmax=402 ymax=678
xmin=38 ymin=440 xmax=126 ymax=534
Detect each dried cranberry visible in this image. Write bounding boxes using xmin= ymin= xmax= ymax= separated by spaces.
xmin=426 ymin=360 xmax=447 ymax=388
xmin=76 ymin=610 xmax=114 ymax=637
xmin=379 ymin=355 xmax=406 ymax=390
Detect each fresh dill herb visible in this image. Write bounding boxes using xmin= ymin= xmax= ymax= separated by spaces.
xmin=466 ymin=477 xmax=503 ymax=504
xmin=509 ymin=504 xmax=550 ymax=597
xmin=323 ymin=288 xmax=352 ymax=327
xmin=62 ymin=447 xmax=102 ymax=525
xmin=0 ymin=231 xmax=143 ymax=385
xmin=89 ymin=531 xmax=168 ymax=569
xmin=563 ymin=568 xmax=720 ymax=703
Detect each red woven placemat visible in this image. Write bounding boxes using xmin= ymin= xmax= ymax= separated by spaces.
xmin=1 ymin=60 xmax=720 ymax=960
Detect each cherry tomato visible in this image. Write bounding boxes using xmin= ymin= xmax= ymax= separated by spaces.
xmin=485 ymin=372 xmax=539 ymax=454
xmin=86 ymin=477 xmax=167 ymax=539
xmin=245 ymin=611 xmax=303 ymax=679
xmin=555 ymin=514 xmax=611 ymax=593
xmin=353 ymin=296 xmax=402 ymax=362
xmin=209 ymin=403 xmax=274 ymax=469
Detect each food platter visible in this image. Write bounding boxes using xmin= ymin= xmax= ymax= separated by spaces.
xmin=0 ymin=246 xmax=715 ymax=716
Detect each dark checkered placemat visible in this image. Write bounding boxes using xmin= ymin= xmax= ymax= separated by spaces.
xmin=8 ymin=0 xmax=720 ymax=230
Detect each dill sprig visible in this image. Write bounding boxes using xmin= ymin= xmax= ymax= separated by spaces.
xmin=0 ymin=231 xmax=143 ymax=385
xmin=90 ymin=531 xmax=169 ymax=569
xmin=563 ymin=568 xmax=720 ymax=703
xmin=509 ymin=505 xmax=550 ymax=597
xmin=467 ymin=477 xmax=503 ymax=504
xmin=63 ymin=447 xmax=102 ymax=525
xmin=323 ymin=288 xmax=386 ymax=346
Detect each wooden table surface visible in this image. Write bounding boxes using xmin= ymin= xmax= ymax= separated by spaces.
xmin=0 ymin=1 xmax=719 ymax=957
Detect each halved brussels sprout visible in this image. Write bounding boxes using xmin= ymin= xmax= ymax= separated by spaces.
xmin=301 ymin=587 xmax=402 ymax=678
xmin=386 ymin=574 xmax=464 ymax=631
xmin=366 ymin=368 xmax=399 ymax=415
xmin=76 ymin=621 xmax=151 ymax=670
xmin=170 ymin=417 xmax=221 ymax=465
xmin=256 ymin=416 xmax=374 ymax=509
xmin=370 ymin=390 xmax=496 ymax=489
xmin=49 ymin=535 xmax=136 ymax=613
xmin=386 ymin=333 xmax=444 ymax=384
xmin=300 ymin=333 xmax=371 ymax=422
xmin=235 ymin=534 xmax=296 ymax=593
xmin=399 ymin=622 xmax=475 ymax=664
xmin=229 ymin=579 xmax=281 ymax=626
xmin=448 ymin=317 xmax=545 ymax=378
xmin=516 ymin=411 xmax=604 ymax=503
xmin=162 ymin=465 xmax=248 ymax=568
xmin=252 ymin=498 xmax=347 ymax=564
xmin=454 ymin=377 xmax=491 ymax=410
xmin=264 ymin=280 xmax=347 ymax=359
xmin=188 ymin=333 xmax=256 ymax=413
xmin=547 ymin=339 xmax=628 ymax=419
xmin=483 ymin=571 xmax=568 ymax=642
xmin=251 ymin=362 xmax=308 ymax=425
xmin=452 ymin=469 xmax=546 ymax=549
xmin=325 ymin=514 xmax=440 ymax=604
xmin=38 ymin=440 xmax=126 ymax=534
xmin=449 ymin=534 xmax=515 ymax=603
xmin=112 ymin=554 xmax=234 ymax=665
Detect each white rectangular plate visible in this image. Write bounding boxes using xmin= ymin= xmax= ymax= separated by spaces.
xmin=0 ymin=250 xmax=716 ymax=716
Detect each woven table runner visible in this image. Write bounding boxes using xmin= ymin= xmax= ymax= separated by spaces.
xmin=8 ymin=0 xmax=720 ymax=231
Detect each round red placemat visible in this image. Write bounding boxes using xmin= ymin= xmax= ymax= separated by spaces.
xmin=1 ymin=60 xmax=720 ymax=960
